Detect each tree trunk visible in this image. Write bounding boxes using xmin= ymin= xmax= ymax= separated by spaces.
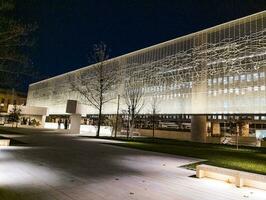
xmin=152 ymin=115 xmax=155 ymax=138
xmin=130 ymin=109 xmax=135 ymax=138
xmin=96 ymin=104 xmax=102 ymax=138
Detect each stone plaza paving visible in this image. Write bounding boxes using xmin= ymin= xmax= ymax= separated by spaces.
xmin=0 ymin=128 xmax=266 ymax=200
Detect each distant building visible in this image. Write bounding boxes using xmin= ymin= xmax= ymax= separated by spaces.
xmin=0 ymin=88 xmax=27 ymax=113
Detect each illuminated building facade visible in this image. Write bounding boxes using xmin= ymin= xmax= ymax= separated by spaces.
xmin=27 ymin=11 xmax=266 ymax=141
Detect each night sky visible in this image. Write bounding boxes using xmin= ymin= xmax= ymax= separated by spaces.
xmin=16 ymin=0 xmax=266 ymax=84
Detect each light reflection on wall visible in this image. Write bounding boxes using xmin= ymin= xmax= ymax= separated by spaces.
xmin=27 ymin=11 xmax=266 ymax=115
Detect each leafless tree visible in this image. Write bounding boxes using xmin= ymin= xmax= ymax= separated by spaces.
xmin=0 ymin=0 xmax=37 ymax=89
xmin=123 ymin=77 xmax=145 ymax=138
xmin=71 ymin=43 xmax=118 ymax=137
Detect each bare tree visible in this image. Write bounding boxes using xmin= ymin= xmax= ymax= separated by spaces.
xmin=150 ymin=96 xmax=160 ymax=138
xmin=123 ymin=77 xmax=145 ymax=138
xmin=71 ymin=43 xmax=118 ymax=137
xmin=0 ymin=0 xmax=38 ymax=89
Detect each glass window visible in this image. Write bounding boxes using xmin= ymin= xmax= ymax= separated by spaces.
xmin=247 ymin=74 xmax=252 ymax=82
xmin=235 ymin=88 xmax=239 ymax=94
xmin=241 ymin=75 xmax=246 ymax=81
xmin=229 ymin=76 xmax=233 ymax=83
xmin=253 ymin=73 xmax=259 ymax=80
xmin=208 ymin=79 xmax=212 ymax=85
xmin=254 ymin=116 xmax=260 ymax=120
xmin=224 ymin=77 xmax=228 ymax=84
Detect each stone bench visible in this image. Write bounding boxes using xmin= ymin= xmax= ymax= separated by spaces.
xmin=196 ymin=164 xmax=266 ymax=191
xmin=0 ymin=139 xmax=10 ymax=146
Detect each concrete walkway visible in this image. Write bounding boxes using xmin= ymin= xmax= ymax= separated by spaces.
xmin=0 ymin=127 xmax=265 ymax=200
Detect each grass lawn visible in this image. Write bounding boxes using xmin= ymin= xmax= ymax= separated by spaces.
xmin=106 ymin=137 xmax=266 ymax=175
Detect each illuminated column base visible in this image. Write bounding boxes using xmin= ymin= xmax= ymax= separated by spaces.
xmin=211 ymin=122 xmax=221 ymax=136
xmin=191 ymin=115 xmax=207 ymax=143
xmin=41 ymin=115 xmax=46 ymax=128
xmin=239 ymin=122 xmax=249 ymax=137
xmin=70 ymin=114 xmax=81 ymax=134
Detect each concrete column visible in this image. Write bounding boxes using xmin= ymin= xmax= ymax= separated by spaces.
xmin=70 ymin=114 xmax=81 ymax=134
xmin=239 ymin=122 xmax=249 ymax=137
xmin=41 ymin=115 xmax=46 ymax=128
xmin=211 ymin=122 xmax=221 ymax=136
xmin=191 ymin=115 xmax=207 ymax=143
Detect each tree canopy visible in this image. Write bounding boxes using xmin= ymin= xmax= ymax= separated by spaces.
xmin=0 ymin=0 xmax=37 ymax=90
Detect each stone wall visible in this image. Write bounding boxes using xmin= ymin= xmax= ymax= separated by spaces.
xmin=261 ymin=141 xmax=266 ymax=147
xmin=136 ymin=129 xmax=191 ymax=141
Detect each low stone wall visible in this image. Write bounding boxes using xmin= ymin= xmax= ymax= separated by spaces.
xmin=262 ymin=141 xmax=266 ymax=147
xmin=206 ymin=136 xmax=221 ymax=144
xmin=135 ymin=129 xmax=191 ymax=141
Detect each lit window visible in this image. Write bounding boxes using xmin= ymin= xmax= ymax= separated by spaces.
xmin=253 ymin=73 xmax=259 ymax=80
xmin=254 ymin=116 xmax=260 ymax=120
xmin=229 ymin=76 xmax=233 ymax=83
xmin=241 ymin=75 xmax=246 ymax=81
xmin=261 ymin=86 xmax=265 ymax=91
xmin=213 ymin=78 xmax=217 ymax=84
xmin=247 ymin=74 xmax=252 ymax=82
xmin=224 ymin=77 xmax=228 ymax=84
xmin=235 ymin=88 xmax=239 ymax=95
xmin=248 ymin=87 xmax=252 ymax=92
xmin=260 ymin=72 xmax=265 ymax=78
xmin=229 ymin=88 xmax=233 ymax=93
xmin=254 ymin=86 xmax=258 ymax=91
xmin=234 ymin=75 xmax=239 ymax=81
xmin=218 ymin=78 xmax=222 ymax=84
xmin=224 ymin=89 xmax=228 ymax=94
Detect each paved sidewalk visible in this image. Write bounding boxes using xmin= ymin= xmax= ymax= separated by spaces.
xmin=0 ymin=128 xmax=265 ymax=200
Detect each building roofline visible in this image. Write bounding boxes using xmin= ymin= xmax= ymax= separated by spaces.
xmin=29 ymin=10 xmax=265 ymax=87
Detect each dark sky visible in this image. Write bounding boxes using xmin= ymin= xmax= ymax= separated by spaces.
xmin=17 ymin=0 xmax=266 ymax=82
